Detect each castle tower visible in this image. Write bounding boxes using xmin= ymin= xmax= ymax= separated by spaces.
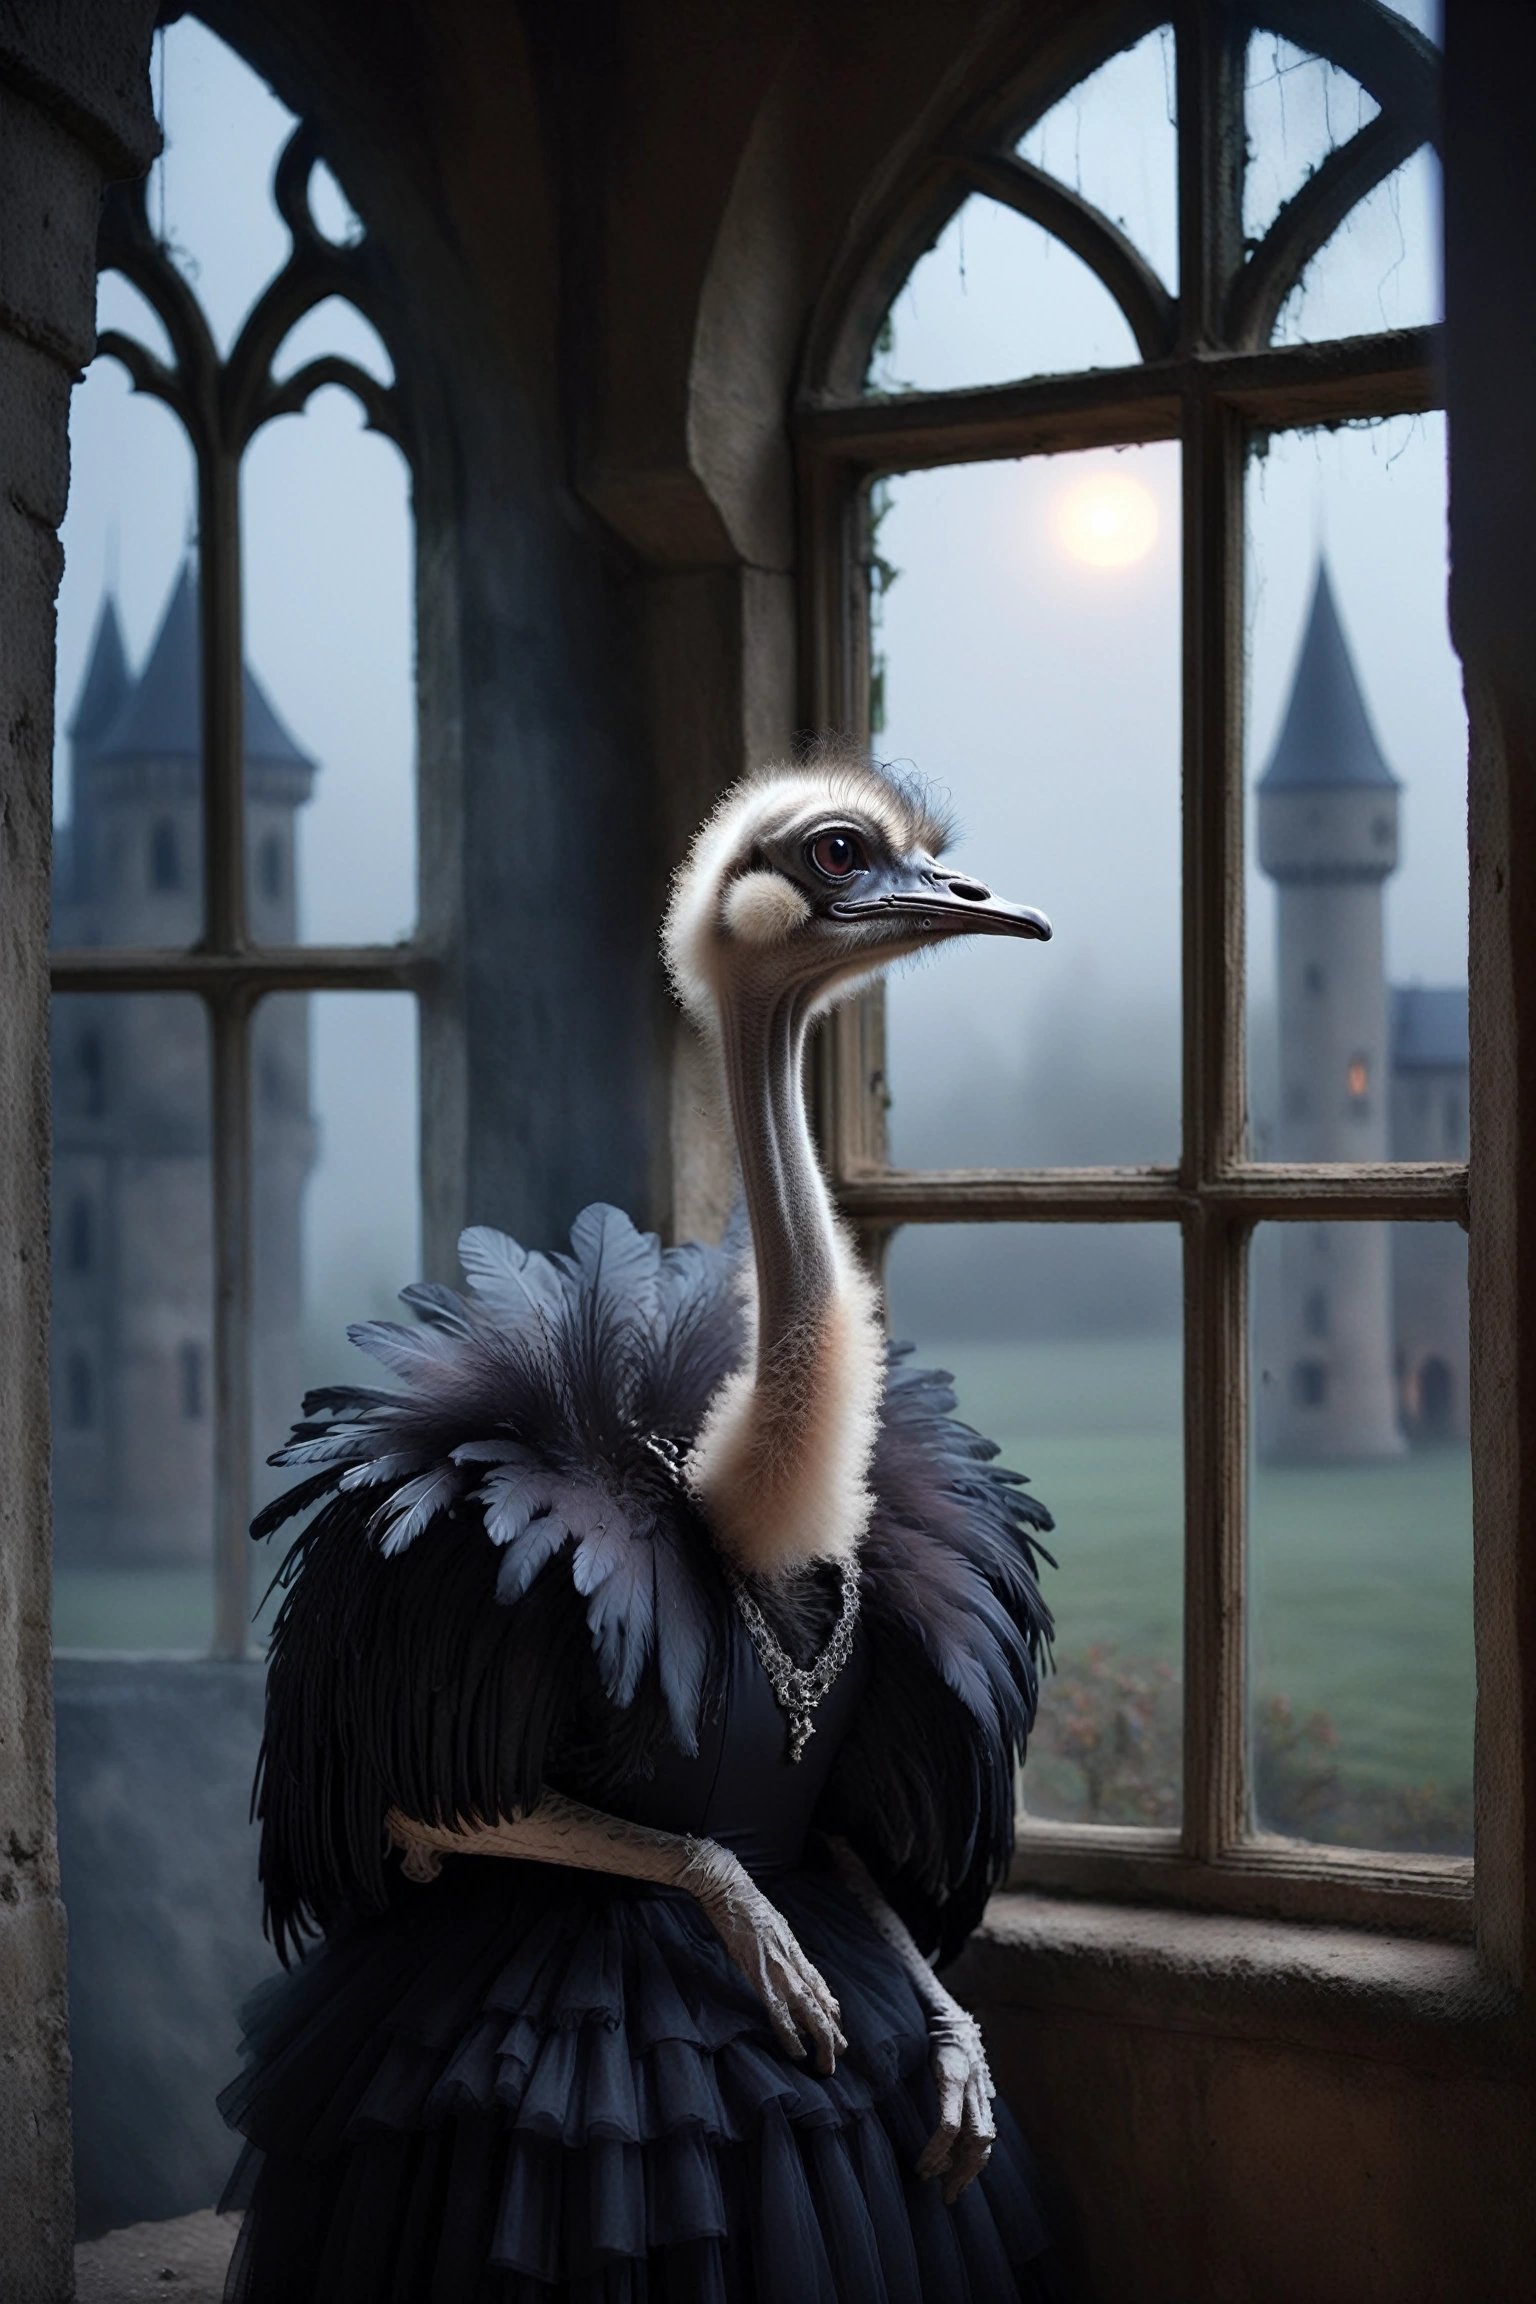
xmin=52 ymin=566 xmax=319 ymax=1566
xmin=1257 ymin=563 xmax=1405 ymax=1460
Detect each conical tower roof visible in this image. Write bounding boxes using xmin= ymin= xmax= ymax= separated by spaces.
xmin=1259 ymin=562 xmax=1397 ymax=792
xmin=95 ymin=561 xmax=314 ymax=771
xmin=68 ymin=594 xmax=132 ymax=751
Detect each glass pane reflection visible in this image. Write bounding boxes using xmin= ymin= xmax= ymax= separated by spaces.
xmin=1250 ymin=1220 xmax=1472 ymax=1855
xmin=884 ymin=1224 xmax=1183 ymax=1829
xmin=876 ymin=446 xmax=1180 ymax=1168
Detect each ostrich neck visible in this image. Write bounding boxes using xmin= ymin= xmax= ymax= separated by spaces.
xmin=717 ymin=982 xmax=838 ymax=1371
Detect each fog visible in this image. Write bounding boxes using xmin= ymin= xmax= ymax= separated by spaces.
xmin=54 ymin=12 xmax=1460 ymax=1359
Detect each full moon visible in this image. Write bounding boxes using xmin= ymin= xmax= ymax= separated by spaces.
xmin=1052 ymin=471 xmax=1160 ymax=569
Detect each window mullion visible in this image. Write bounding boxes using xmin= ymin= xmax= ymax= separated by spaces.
xmin=1177 ymin=0 xmax=1248 ymax=1869
xmin=1179 ymin=385 xmax=1249 ymax=1865
xmin=199 ymin=437 xmax=247 ymax=958
xmin=210 ymin=989 xmax=254 ymax=1661
xmin=200 ymin=419 xmax=253 ymax=1658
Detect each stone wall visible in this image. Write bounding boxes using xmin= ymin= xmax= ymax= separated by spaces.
xmin=0 ymin=6 xmax=159 ymax=2292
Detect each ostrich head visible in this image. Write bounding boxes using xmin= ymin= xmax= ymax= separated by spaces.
xmin=664 ymin=752 xmax=1049 ymax=1028
xmin=665 ymin=751 xmax=1052 ymax=1578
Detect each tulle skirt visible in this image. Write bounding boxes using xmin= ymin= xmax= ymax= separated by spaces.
xmin=219 ymin=1856 xmax=1064 ymax=2302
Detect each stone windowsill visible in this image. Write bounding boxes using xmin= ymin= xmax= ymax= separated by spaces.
xmin=953 ymin=1889 xmax=1526 ymax=2077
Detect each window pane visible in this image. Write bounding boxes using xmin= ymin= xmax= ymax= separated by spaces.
xmin=54 ymin=355 xmax=202 ymax=950
xmin=884 ymin=1223 xmax=1184 ymax=1829
xmin=1243 ymin=32 xmax=1381 ymax=250
xmin=243 ymin=381 xmax=415 ymax=945
xmin=147 ymin=17 xmax=298 ymax=355
xmin=1246 ymin=416 xmax=1465 ymax=1162
xmin=1017 ymin=24 xmax=1178 ymax=290
xmin=876 ymin=447 xmax=1180 ymax=1168
xmin=1272 ymin=147 xmax=1441 ymax=347
xmin=51 ymin=995 xmax=214 ymax=1651
xmin=869 ymin=194 xmax=1138 ymax=396
xmin=250 ymin=993 xmax=419 ymax=1632
xmin=1250 ymin=1220 xmax=1472 ymax=1854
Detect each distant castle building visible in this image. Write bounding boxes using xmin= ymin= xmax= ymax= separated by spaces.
xmin=52 ymin=565 xmax=319 ymax=1564
xmin=1258 ymin=563 xmax=1469 ymax=1461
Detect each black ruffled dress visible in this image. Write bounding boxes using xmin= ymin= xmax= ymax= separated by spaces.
xmin=219 ymin=1210 xmax=1065 ymax=2302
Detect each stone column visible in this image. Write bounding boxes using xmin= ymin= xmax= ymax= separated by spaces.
xmin=0 ymin=7 xmax=157 ymax=2292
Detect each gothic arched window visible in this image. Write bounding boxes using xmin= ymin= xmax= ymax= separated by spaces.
xmin=803 ymin=4 xmax=1468 ymax=1923
xmin=50 ymin=16 xmax=424 ymax=1656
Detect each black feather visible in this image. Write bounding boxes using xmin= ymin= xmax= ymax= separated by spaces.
xmin=250 ymin=1207 xmax=1054 ymax=1969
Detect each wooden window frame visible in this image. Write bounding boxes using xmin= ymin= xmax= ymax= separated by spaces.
xmin=798 ymin=2 xmax=1470 ymax=1935
xmin=50 ymin=126 xmax=431 ymax=1662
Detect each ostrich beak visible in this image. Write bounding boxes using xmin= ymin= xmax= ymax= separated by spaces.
xmin=829 ymin=863 xmax=1052 ymax=943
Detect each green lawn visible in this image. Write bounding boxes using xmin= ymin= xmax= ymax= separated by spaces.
xmin=923 ymin=1333 xmax=1474 ymax=1838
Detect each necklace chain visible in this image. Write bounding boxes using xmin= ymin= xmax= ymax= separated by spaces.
xmin=636 ymin=1428 xmax=861 ymax=1765
xmin=725 ymin=1558 xmax=861 ymax=1763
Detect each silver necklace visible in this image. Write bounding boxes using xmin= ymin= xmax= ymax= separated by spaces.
xmin=725 ymin=1558 xmax=861 ymax=1763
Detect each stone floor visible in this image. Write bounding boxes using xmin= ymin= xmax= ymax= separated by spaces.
xmin=75 ymin=2211 xmax=237 ymax=2303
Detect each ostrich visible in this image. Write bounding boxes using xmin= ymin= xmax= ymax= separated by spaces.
xmin=223 ymin=754 xmax=1064 ymax=2304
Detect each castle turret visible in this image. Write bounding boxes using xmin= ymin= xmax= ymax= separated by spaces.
xmin=1258 ymin=563 xmax=1404 ymax=1459
xmin=69 ymin=594 xmax=132 ymax=754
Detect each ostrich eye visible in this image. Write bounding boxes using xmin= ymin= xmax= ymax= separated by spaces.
xmin=808 ymin=829 xmax=866 ymax=880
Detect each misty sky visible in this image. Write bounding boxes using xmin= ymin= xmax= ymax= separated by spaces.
xmin=53 ymin=10 xmax=1457 ymax=1372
